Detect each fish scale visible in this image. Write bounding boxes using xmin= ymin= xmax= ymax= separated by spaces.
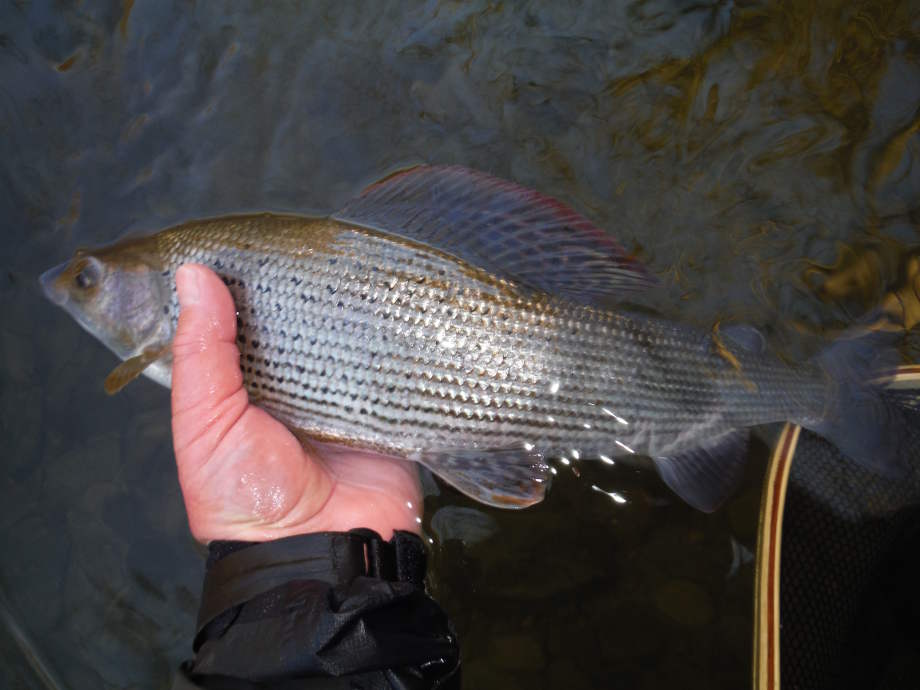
xmin=46 ymin=165 xmax=902 ymax=513
xmin=153 ymin=215 xmax=824 ymax=461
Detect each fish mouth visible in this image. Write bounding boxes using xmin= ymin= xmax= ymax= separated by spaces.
xmin=39 ymin=262 xmax=69 ymax=306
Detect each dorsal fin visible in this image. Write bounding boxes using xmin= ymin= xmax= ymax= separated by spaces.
xmin=333 ymin=165 xmax=655 ymax=304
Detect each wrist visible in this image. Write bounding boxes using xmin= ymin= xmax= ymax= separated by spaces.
xmin=196 ymin=529 xmax=429 ymax=650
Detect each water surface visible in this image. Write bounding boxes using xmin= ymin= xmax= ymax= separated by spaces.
xmin=1 ymin=1 xmax=918 ymax=687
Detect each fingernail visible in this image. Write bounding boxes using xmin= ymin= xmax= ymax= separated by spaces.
xmin=177 ymin=266 xmax=201 ymax=307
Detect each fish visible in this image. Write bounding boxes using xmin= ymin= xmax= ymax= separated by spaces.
xmin=39 ymin=165 xmax=912 ymax=512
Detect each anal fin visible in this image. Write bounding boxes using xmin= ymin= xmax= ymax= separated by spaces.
xmin=651 ymin=430 xmax=749 ymax=512
xmin=414 ymin=446 xmax=550 ymax=509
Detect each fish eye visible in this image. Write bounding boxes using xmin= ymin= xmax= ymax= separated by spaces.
xmin=74 ymin=259 xmax=100 ymax=291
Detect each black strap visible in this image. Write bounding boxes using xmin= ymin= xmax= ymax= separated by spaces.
xmin=392 ymin=529 xmax=427 ymax=586
xmin=348 ymin=528 xmax=428 ymax=584
xmin=195 ymin=529 xmax=427 ymax=649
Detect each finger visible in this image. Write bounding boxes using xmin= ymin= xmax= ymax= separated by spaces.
xmin=171 ymin=264 xmax=249 ymax=465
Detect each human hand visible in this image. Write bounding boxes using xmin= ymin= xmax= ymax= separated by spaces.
xmin=170 ymin=264 xmax=422 ymax=543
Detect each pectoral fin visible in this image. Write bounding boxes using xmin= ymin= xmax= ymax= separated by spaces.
xmin=415 ymin=445 xmax=551 ymax=509
xmin=104 ymin=344 xmax=170 ymax=395
xmin=651 ymin=430 xmax=749 ymax=512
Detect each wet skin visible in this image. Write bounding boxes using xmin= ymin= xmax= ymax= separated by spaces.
xmin=171 ymin=264 xmax=421 ymax=542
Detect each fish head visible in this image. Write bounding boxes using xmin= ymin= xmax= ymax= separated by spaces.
xmin=40 ymin=238 xmax=172 ymax=361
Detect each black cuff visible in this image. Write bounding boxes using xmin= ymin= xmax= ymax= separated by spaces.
xmin=178 ymin=530 xmax=460 ymax=689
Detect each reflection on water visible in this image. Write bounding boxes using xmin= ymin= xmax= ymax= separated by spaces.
xmin=1 ymin=1 xmax=918 ymax=687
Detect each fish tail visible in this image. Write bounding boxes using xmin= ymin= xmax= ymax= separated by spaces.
xmin=802 ymin=330 xmax=912 ymax=476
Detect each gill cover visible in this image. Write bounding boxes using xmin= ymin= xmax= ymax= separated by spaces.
xmin=40 ymin=241 xmax=173 ymax=392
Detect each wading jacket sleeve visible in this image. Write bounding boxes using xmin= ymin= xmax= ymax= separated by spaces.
xmin=172 ymin=529 xmax=460 ymax=690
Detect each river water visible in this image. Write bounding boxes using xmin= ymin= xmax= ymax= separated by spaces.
xmin=1 ymin=1 xmax=918 ymax=687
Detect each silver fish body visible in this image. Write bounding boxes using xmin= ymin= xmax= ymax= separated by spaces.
xmin=42 ymin=166 xmax=904 ymax=510
xmin=153 ymin=215 xmax=824 ymax=460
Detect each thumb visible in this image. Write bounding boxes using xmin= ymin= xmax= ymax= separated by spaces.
xmin=171 ymin=264 xmax=249 ymax=469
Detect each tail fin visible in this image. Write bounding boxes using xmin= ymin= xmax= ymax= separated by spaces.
xmin=804 ymin=331 xmax=912 ymax=477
